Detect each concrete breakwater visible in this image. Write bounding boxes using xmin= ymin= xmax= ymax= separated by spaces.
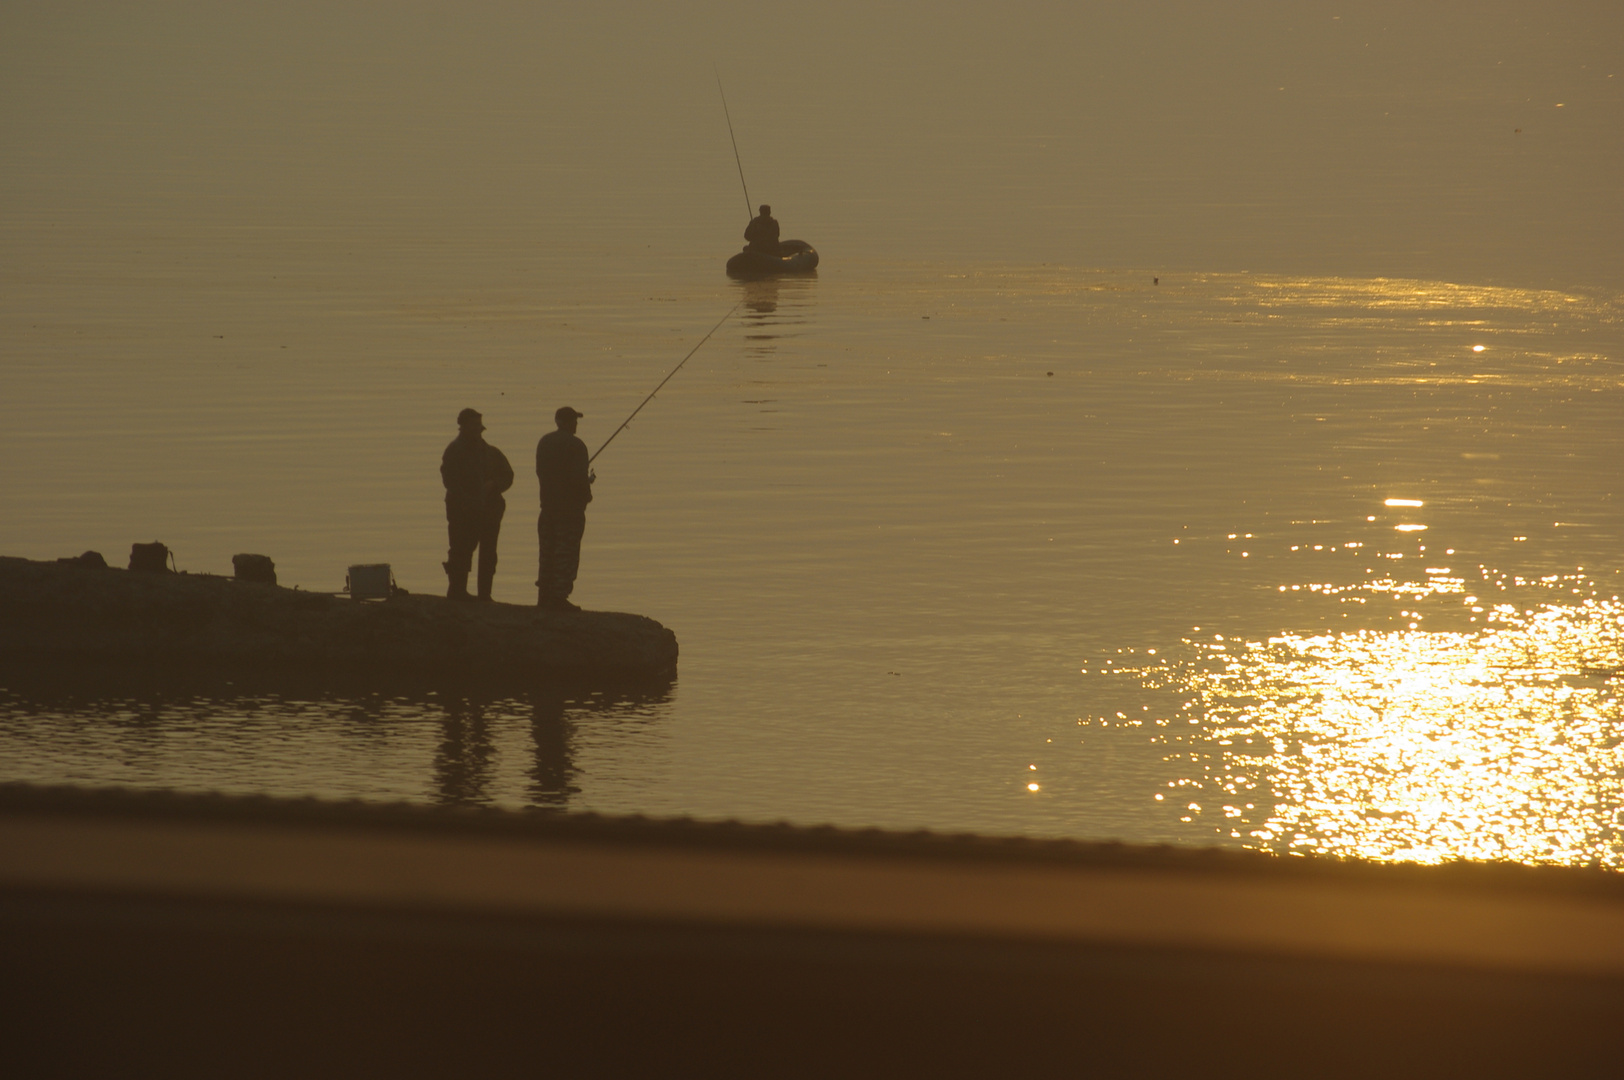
xmin=0 ymin=556 xmax=677 ymax=681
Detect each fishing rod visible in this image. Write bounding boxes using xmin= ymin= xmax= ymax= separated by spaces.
xmin=589 ymin=302 xmax=742 ymax=464
xmin=715 ymin=70 xmax=753 ymax=219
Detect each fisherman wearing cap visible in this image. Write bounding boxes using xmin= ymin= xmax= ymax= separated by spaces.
xmin=440 ymin=407 xmax=514 ymax=601
xmin=744 ymin=204 xmax=780 ymax=257
xmin=535 ymin=406 xmax=593 ymax=611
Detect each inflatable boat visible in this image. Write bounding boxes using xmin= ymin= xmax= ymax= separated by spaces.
xmin=726 ymin=239 xmax=819 ymax=278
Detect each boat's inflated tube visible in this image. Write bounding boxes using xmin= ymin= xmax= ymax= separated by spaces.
xmin=726 ymin=239 xmax=819 ymax=278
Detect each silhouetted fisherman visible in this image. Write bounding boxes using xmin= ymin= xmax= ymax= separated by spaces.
xmin=535 ymin=406 xmax=593 ymax=612
xmin=440 ymin=408 xmax=514 ymax=602
xmin=744 ymin=204 xmax=780 ymax=256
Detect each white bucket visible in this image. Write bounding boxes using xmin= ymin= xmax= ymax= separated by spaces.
xmin=346 ymin=564 xmax=394 ymax=600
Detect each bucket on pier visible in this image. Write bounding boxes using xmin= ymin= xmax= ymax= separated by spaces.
xmin=346 ymin=564 xmax=394 ymax=601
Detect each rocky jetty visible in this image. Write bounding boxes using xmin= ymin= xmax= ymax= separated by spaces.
xmin=0 ymin=556 xmax=677 ymax=681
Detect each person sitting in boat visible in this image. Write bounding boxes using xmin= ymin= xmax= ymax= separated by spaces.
xmin=743 ymin=204 xmax=780 ymax=257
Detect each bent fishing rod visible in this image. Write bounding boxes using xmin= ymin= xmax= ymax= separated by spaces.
xmin=589 ymin=301 xmax=742 ymax=464
xmin=715 ymin=70 xmax=753 ymax=219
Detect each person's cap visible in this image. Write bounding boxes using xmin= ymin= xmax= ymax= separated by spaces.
xmin=457 ymin=407 xmax=484 ymax=429
xmin=555 ymin=406 xmax=584 ymax=423
xmin=759 ymin=204 xmax=771 ymax=214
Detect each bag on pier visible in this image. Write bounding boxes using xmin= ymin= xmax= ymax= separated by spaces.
xmin=232 ymin=553 xmax=277 ymax=585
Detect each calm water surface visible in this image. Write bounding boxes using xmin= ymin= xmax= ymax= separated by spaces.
xmin=2 ymin=4 xmax=1621 ymax=864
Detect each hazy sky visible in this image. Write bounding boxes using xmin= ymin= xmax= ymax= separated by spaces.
xmin=3 ymin=2 xmax=1620 ymax=285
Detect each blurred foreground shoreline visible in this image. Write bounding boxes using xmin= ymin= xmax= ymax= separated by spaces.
xmin=3 ymin=782 xmax=1621 ymax=1076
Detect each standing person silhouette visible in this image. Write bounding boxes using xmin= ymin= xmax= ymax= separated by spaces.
xmin=440 ymin=408 xmax=514 ymax=602
xmin=535 ymin=406 xmax=593 ymax=611
xmin=744 ymin=204 xmax=780 ymax=256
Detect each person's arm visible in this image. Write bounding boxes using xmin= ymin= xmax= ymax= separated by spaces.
xmin=573 ymin=440 xmax=593 ymax=505
xmin=487 ymin=446 xmax=514 ymax=496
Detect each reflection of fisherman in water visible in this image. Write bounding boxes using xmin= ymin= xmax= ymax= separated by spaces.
xmin=742 ymin=276 xmax=779 ymax=316
xmin=433 ymin=694 xmax=495 ymax=806
xmin=740 ymin=277 xmax=783 ymax=360
xmin=529 ymin=688 xmax=579 ymax=808
xmin=535 ymin=406 xmax=593 ymax=612
xmin=440 ymin=408 xmax=514 ymax=602
xmin=744 ymin=204 xmax=780 ymax=256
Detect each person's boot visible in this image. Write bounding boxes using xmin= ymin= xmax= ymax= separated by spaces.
xmin=476 ymin=568 xmax=495 ymax=602
xmin=536 ymin=590 xmax=579 ymax=612
xmin=444 ymin=561 xmax=472 ymax=601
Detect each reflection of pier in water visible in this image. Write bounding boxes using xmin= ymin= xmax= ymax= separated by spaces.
xmin=0 ymin=667 xmax=673 ymax=810
xmin=734 ymin=275 xmax=815 ymax=361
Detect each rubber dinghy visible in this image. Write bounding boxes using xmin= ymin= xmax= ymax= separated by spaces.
xmin=726 ymin=239 xmax=819 ymax=278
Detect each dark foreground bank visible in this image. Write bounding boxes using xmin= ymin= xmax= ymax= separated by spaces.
xmin=0 ymin=556 xmax=677 ymax=681
xmin=2 ymin=784 xmax=1621 ymax=1078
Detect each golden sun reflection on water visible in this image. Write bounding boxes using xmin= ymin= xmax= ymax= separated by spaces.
xmin=1155 ymin=586 xmax=1624 ymax=866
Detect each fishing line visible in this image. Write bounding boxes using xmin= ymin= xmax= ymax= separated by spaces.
xmin=715 ymin=70 xmax=753 ymax=219
xmin=589 ymin=302 xmax=743 ymax=464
